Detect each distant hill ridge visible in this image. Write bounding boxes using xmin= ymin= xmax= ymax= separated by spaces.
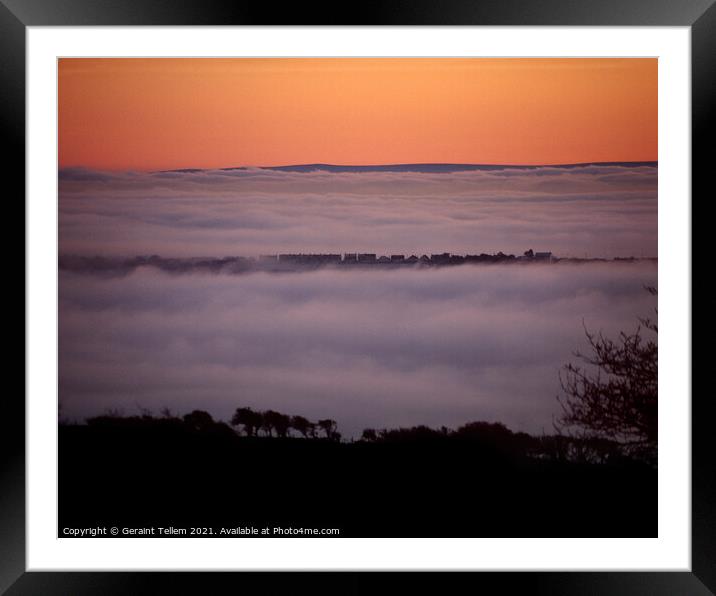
xmin=160 ymin=161 xmax=658 ymax=174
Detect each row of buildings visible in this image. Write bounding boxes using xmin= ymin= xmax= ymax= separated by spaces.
xmin=257 ymin=251 xmax=553 ymax=266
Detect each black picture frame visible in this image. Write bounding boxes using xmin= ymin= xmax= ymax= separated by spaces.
xmin=5 ymin=1 xmax=713 ymax=593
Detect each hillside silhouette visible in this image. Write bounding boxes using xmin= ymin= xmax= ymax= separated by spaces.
xmin=159 ymin=161 xmax=658 ymax=174
xmin=59 ymin=407 xmax=656 ymax=537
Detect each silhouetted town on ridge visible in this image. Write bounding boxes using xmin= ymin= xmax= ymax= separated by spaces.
xmin=258 ymin=249 xmax=555 ymax=267
xmin=58 ymin=250 xmax=657 ymax=276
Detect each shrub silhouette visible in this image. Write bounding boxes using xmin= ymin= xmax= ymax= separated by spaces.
xmin=454 ymin=420 xmax=511 ymax=438
xmin=556 ymin=287 xmax=657 ymax=463
xmin=376 ymin=425 xmax=446 ymax=442
xmin=75 ymin=394 xmax=655 ymax=469
xmin=73 ymin=406 xmax=653 ymax=469
xmin=361 ymin=428 xmax=377 ymax=442
xmin=183 ymin=409 xmax=215 ymax=431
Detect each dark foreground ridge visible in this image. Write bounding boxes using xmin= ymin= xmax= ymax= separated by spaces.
xmin=59 ymin=410 xmax=656 ymax=538
xmin=59 ymin=251 xmax=656 ymax=277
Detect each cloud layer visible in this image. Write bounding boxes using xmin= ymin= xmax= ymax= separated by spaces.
xmin=59 ymin=164 xmax=657 ymax=259
xmin=59 ymin=262 xmax=658 ymax=437
xmin=58 ymin=165 xmax=658 ymax=435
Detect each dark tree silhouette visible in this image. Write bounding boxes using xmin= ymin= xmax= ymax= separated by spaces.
xmin=317 ymin=418 xmax=337 ymax=439
xmin=261 ymin=410 xmax=290 ymax=437
xmin=455 ymin=420 xmax=512 ymax=438
xmin=290 ymin=415 xmax=313 ymax=438
xmin=231 ymin=407 xmax=262 ymax=436
xmin=361 ymin=428 xmax=377 ymax=442
xmin=258 ymin=411 xmax=273 ymax=436
xmin=377 ymin=425 xmax=445 ymax=442
xmin=556 ymin=288 xmax=657 ymax=461
xmin=159 ymin=406 xmax=176 ymax=419
xmin=267 ymin=411 xmax=291 ymax=438
xmin=183 ymin=409 xmax=215 ymax=431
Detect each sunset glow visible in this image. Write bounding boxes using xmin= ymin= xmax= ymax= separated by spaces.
xmin=58 ymin=58 xmax=657 ymax=170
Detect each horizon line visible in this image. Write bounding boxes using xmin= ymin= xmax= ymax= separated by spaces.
xmin=58 ymin=160 xmax=658 ymax=174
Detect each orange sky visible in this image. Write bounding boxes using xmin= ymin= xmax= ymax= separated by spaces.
xmin=58 ymin=58 xmax=657 ymax=170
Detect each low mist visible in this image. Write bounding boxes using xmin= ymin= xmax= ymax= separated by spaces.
xmin=59 ymin=261 xmax=657 ymax=438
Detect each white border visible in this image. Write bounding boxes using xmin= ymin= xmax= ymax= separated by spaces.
xmin=27 ymin=26 xmax=691 ymax=570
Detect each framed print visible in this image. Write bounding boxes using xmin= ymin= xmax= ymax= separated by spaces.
xmin=6 ymin=0 xmax=714 ymax=593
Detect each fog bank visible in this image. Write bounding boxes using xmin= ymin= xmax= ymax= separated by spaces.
xmin=59 ymin=262 xmax=657 ymax=437
xmin=59 ymin=164 xmax=657 ymax=259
